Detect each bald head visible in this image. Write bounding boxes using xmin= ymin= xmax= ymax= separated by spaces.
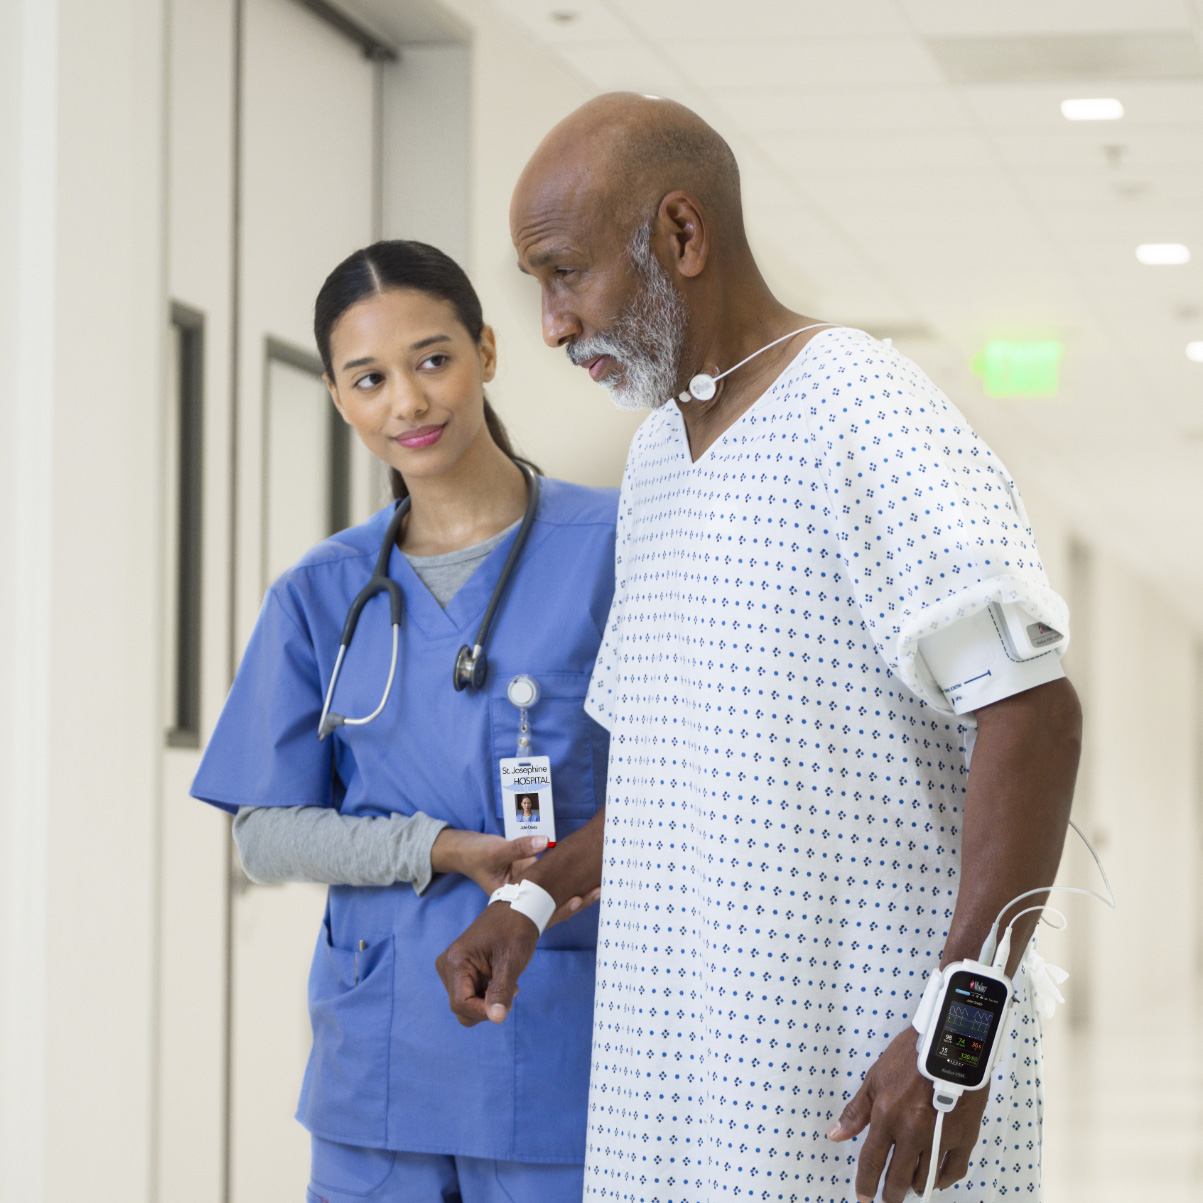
xmin=511 ymin=94 xmax=777 ymax=411
xmin=513 ymin=93 xmax=745 ymax=246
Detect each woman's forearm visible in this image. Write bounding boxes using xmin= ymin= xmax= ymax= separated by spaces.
xmin=233 ymin=805 xmax=448 ymax=893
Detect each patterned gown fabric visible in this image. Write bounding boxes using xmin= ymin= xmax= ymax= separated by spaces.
xmin=582 ymin=328 xmax=1065 ymax=1202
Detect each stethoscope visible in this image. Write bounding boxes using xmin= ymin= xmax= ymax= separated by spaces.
xmin=317 ymin=461 xmax=541 ymax=740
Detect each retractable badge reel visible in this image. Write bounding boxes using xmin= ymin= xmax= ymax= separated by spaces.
xmin=498 ymin=675 xmax=557 ymax=846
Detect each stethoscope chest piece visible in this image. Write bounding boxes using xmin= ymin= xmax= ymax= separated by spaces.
xmin=453 ymin=644 xmax=488 ymax=692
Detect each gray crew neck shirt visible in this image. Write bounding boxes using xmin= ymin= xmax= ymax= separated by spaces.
xmin=402 ymin=520 xmax=520 ymax=608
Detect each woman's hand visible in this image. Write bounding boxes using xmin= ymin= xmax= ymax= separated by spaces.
xmin=430 ymin=828 xmax=545 ymax=896
xmin=429 ymin=828 xmax=598 ymax=927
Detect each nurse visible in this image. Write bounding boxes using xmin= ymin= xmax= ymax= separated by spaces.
xmin=191 ymin=240 xmax=617 ymax=1203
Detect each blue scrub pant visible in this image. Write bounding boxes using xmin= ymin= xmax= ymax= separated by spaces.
xmin=306 ymin=1136 xmax=584 ymax=1203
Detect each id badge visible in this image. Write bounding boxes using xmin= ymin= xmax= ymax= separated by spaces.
xmin=499 ymin=756 xmax=556 ymax=846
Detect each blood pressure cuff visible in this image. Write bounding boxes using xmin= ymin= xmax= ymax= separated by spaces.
xmin=916 ymin=601 xmax=1065 ymax=715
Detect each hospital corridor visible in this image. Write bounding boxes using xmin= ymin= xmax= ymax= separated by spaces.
xmin=1 ymin=1 xmax=1202 ymax=1201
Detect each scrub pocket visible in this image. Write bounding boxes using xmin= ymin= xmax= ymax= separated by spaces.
xmin=299 ymin=928 xmax=395 ymax=1147
xmin=489 ymin=672 xmax=605 ymax=823
xmin=511 ymin=947 xmax=597 ymax=1163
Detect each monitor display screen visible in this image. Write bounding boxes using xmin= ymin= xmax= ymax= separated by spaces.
xmin=924 ymin=971 xmax=1011 ymax=1088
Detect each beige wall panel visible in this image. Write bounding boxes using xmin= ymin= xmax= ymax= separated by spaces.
xmin=40 ymin=0 xmax=167 ymax=1199
xmin=1088 ymin=557 xmax=1198 ymax=1028
xmin=157 ymin=1 xmax=238 ymax=1199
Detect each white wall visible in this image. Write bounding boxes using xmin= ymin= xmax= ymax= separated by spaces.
xmin=0 ymin=1 xmax=57 ymax=1197
xmin=0 ymin=2 xmax=167 ymax=1202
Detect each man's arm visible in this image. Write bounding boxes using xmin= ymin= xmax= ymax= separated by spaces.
xmin=829 ymin=677 xmax=1082 ymax=1203
xmin=435 ymin=805 xmax=606 ymax=1026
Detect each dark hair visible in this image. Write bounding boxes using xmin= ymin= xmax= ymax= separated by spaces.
xmin=314 ymin=239 xmax=538 ymax=501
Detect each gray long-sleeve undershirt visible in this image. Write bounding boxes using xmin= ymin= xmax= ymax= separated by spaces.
xmin=233 ymin=806 xmax=449 ymax=894
xmin=233 ymin=525 xmax=520 ymax=894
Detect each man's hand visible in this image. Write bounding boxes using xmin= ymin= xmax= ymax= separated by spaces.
xmin=435 ymin=805 xmax=607 ymax=1024
xmin=827 ymin=1029 xmax=989 ymax=1202
xmin=435 ymin=901 xmax=541 ymax=1026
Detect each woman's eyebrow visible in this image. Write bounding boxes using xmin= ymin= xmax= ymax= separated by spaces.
xmin=410 ymin=334 xmax=451 ymax=351
xmin=342 ymin=356 xmax=375 ymax=370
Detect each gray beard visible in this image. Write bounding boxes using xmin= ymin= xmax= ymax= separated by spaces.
xmin=566 ymin=223 xmax=688 ymax=411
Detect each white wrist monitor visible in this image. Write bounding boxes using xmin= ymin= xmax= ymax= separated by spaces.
xmin=489 ymin=880 xmax=556 ymax=935
xmin=914 ymin=960 xmax=1013 ymax=1091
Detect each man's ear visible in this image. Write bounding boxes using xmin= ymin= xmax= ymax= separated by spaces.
xmin=325 ymin=374 xmax=352 ymax=424
xmin=657 ymin=191 xmax=709 ymax=279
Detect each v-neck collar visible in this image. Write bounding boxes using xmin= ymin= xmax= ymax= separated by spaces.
xmin=670 ymin=327 xmax=839 ymax=466
xmin=384 ymin=488 xmax=553 ymax=640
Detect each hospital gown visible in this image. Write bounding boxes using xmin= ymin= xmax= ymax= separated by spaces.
xmin=582 ymin=327 xmax=1067 ymax=1202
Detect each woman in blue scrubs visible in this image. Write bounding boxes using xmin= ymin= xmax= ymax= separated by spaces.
xmin=191 ymin=241 xmax=616 ymax=1203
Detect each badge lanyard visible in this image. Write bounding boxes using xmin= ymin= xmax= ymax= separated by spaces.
xmin=499 ymin=675 xmax=557 ymax=847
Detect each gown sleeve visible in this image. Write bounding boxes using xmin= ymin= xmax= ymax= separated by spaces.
xmin=800 ymin=332 xmax=1070 ymax=714
xmin=191 ymin=587 xmax=335 ymax=814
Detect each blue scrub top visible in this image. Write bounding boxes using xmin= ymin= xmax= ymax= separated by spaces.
xmin=192 ymin=478 xmax=617 ymax=1162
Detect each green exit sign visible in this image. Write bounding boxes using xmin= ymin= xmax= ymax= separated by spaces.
xmin=971 ymin=340 xmax=1062 ymax=398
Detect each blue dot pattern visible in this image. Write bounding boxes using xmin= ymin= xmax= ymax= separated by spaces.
xmin=582 ymin=329 xmax=1057 ymax=1202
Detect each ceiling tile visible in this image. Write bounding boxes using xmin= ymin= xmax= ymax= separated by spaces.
xmin=656 ymin=36 xmax=945 ymax=91
xmin=610 ymin=0 xmax=911 ymax=40
xmin=961 ymin=80 xmax=1203 ymax=127
xmin=550 ymin=39 xmax=685 ymax=93
xmin=487 ymin=0 xmax=631 ymax=42
xmin=899 ymin=0 xmax=1195 ymax=37
xmin=706 ymin=84 xmax=970 ymax=133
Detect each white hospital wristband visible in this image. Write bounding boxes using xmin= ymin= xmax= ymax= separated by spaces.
xmin=489 ymin=880 xmax=556 ymax=935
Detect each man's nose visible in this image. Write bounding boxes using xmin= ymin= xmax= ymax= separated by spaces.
xmin=542 ymin=292 xmax=582 ymax=349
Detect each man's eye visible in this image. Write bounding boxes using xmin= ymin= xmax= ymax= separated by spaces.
xmin=555 ymin=267 xmax=576 ymax=279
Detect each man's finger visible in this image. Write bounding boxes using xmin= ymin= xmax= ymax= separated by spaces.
xmin=482 ymin=952 xmax=521 ymax=1023
xmin=828 ymin=1081 xmax=872 ymax=1141
xmin=937 ymin=1144 xmax=973 ymax=1189
xmin=881 ymin=1140 xmax=922 ymax=1203
xmin=446 ymin=963 xmax=490 ymax=1027
xmin=851 ymin=1119 xmax=892 ymax=1203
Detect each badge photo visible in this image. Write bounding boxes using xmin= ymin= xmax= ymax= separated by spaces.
xmin=499 ymin=756 xmax=556 ymax=846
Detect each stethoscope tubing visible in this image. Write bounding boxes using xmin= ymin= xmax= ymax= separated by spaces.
xmin=463 ymin=462 xmax=540 ymax=660
xmin=318 ymin=462 xmax=540 ymax=738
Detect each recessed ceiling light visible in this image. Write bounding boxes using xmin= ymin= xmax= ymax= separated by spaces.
xmin=1136 ymin=243 xmax=1190 ymax=265
xmin=1187 ymin=341 xmax=1203 ymax=362
xmin=1061 ymin=98 xmax=1124 ymax=121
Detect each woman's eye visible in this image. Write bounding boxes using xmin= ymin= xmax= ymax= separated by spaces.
xmin=353 ymin=372 xmax=383 ymax=390
xmin=419 ymin=353 xmax=449 ymax=370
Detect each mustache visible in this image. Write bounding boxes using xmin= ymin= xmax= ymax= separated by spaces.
xmin=566 ymin=335 xmax=624 ymax=368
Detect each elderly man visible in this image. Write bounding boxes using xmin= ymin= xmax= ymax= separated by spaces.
xmin=438 ymin=94 xmax=1081 ymax=1203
